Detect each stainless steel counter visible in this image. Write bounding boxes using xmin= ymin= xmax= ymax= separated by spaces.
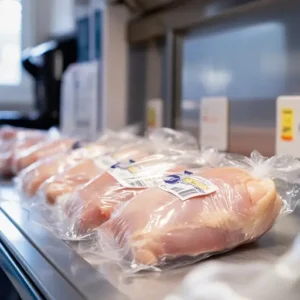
xmin=0 ymin=185 xmax=300 ymax=300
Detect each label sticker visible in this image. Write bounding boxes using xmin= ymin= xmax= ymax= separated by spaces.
xmin=159 ymin=171 xmax=218 ymax=201
xmin=147 ymin=98 xmax=163 ymax=129
xmin=281 ymin=108 xmax=294 ymax=141
xmin=108 ymin=160 xmax=163 ymax=189
xmin=94 ymin=154 xmax=119 ymax=170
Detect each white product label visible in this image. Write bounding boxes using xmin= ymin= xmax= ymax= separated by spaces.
xmin=276 ymin=96 xmax=300 ymax=157
xmin=108 ymin=161 xmax=162 ymax=189
xmin=159 ymin=171 xmax=218 ymax=201
xmin=124 ymin=175 xmax=163 ymax=189
xmin=147 ymin=98 xmax=164 ymax=129
xmin=200 ymin=97 xmax=229 ymax=151
xmin=94 ymin=154 xmax=119 ymax=170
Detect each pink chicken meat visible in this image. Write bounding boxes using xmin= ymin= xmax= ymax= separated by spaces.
xmin=13 ymin=138 xmax=75 ymax=172
xmin=102 ymin=167 xmax=283 ymax=266
xmin=43 ymin=143 xmax=153 ymax=207
xmin=21 ymin=144 xmax=108 ymax=197
xmin=0 ymin=130 xmax=47 ymax=176
xmin=61 ymin=164 xmax=189 ymax=235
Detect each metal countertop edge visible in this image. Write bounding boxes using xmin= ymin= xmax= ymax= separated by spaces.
xmin=0 ymin=205 xmax=86 ymax=300
xmin=0 ymin=202 xmax=127 ymax=300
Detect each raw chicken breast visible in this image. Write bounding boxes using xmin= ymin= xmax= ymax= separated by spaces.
xmin=67 ymin=172 xmax=138 ymax=233
xmin=62 ymin=163 xmax=190 ymax=236
xmin=0 ymin=126 xmax=18 ymax=140
xmin=0 ymin=130 xmax=47 ymax=176
xmin=44 ymin=159 xmax=102 ymax=205
xmin=43 ymin=142 xmax=155 ymax=207
xmin=20 ymin=144 xmax=108 ymax=197
xmin=102 ymin=167 xmax=283 ymax=267
xmin=12 ymin=138 xmax=75 ymax=172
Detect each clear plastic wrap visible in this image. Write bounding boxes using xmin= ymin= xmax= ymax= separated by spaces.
xmin=31 ymin=152 xmax=196 ymax=239
xmin=165 ymin=235 xmax=300 ymax=300
xmin=82 ymin=151 xmax=300 ymax=272
xmin=16 ymin=128 xmax=140 ymax=198
xmin=11 ymin=134 xmax=74 ymax=174
xmin=147 ymin=127 xmax=199 ymax=152
xmin=0 ymin=127 xmax=48 ymax=177
xmin=0 ymin=125 xmax=20 ymax=140
xmin=33 ymin=128 xmax=199 ymax=211
xmin=30 ymin=147 xmax=221 ymax=242
xmin=28 ymin=130 xmax=201 ymax=237
xmin=32 ymin=137 xmax=160 ymax=212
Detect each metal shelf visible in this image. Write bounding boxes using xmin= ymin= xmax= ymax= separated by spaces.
xmin=1 ymin=185 xmax=300 ymax=300
xmin=0 ymin=201 xmax=126 ymax=300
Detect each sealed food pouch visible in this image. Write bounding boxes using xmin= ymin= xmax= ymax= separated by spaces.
xmin=37 ymin=148 xmax=220 ymax=240
xmin=16 ymin=128 xmax=140 ymax=198
xmin=38 ymin=136 xmax=156 ymax=208
xmin=38 ymin=128 xmax=199 ymax=214
xmin=0 ymin=125 xmax=20 ymax=140
xmin=0 ymin=128 xmax=48 ymax=177
xmin=89 ymin=151 xmax=300 ymax=271
xmin=12 ymin=135 xmax=75 ymax=174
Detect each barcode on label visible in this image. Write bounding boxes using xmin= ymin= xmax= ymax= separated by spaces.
xmin=168 ymin=186 xmax=197 ymax=198
xmin=127 ymin=179 xmax=148 ymax=188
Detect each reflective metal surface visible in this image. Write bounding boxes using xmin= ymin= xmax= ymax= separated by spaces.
xmin=180 ymin=0 xmax=300 ymax=155
xmin=0 ymin=195 xmax=126 ymax=300
xmin=127 ymin=0 xmax=265 ymax=42
xmin=0 ymin=244 xmax=42 ymax=300
xmin=1 ymin=184 xmax=300 ymax=299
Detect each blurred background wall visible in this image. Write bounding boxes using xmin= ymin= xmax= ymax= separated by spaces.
xmin=0 ymin=0 xmax=75 ymax=112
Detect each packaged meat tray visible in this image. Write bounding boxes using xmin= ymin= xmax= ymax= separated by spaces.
xmin=81 ymin=151 xmax=300 ymax=272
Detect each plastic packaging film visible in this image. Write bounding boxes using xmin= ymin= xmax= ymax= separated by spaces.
xmin=0 ymin=126 xmax=49 ymax=177
xmin=4 ymin=124 xmax=300 ymax=285
xmin=30 ymin=136 xmax=151 ymax=207
xmin=77 ymin=151 xmax=300 ymax=272
xmin=28 ymin=128 xmax=198 ymax=207
xmin=11 ymin=137 xmax=76 ymax=174
xmin=28 ymin=131 xmax=212 ymax=240
xmin=15 ymin=127 xmax=141 ymax=198
xmin=165 ymin=235 xmax=300 ymax=300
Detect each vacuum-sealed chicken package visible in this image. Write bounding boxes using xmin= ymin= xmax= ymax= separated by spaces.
xmin=29 ymin=129 xmax=206 ymax=238
xmin=33 ymin=127 xmax=199 ymax=209
xmin=33 ymin=136 xmax=154 ymax=204
xmin=0 ymin=127 xmax=49 ymax=177
xmin=80 ymin=151 xmax=300 ymax=272
xmin=0 ymin=125 xmax=21 ymax=140
xmin=31 ymin=147 xmax=219 ymax=240
xmin=11 ymin=135 xmax=75 ymax=174
xmin=165 ymin=235 xmax=300 ymax=300
xmin=16 ymin=128 xmax=141 ymax=198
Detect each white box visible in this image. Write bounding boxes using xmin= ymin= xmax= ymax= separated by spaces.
xmin=200 ymin=97 xmax=229 ymax=151
xmin=276 ymin=95 xmax=300 ymax=157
